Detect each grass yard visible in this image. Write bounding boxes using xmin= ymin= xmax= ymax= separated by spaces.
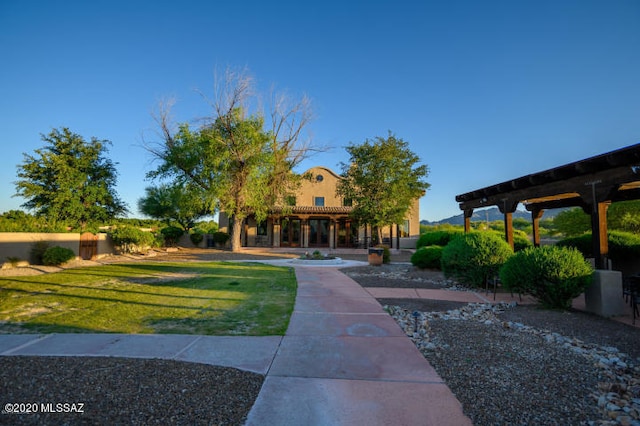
xmin=0 ymin=262 xmax=297 ymax=335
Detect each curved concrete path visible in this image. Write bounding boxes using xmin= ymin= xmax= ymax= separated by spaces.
xmin=0 ymin=263 xmax=472 ymax=425
xmin=244 ymin=265 xmax=472 ymax=426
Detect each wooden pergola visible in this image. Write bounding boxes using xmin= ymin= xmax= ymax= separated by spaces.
xmin=455 ymin=143 xmax=640 ymax=270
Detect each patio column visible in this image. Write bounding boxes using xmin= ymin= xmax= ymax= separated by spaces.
xmin=499 ymin=199 xmax=519 ymax=250
xmin=463 ymin=209 xmax=473 ymax=233
xmin=531 ymin=208 xmax=544 ymax=247
xmin=591 ymin=201 xmax=611 ymax=270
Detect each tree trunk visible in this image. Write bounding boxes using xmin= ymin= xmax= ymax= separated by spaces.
xmin=231 ymin=217 xmax=243 ymax=252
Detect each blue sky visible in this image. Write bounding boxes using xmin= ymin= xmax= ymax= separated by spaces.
xmin=1 ymin=0 xmax=639 ymax=221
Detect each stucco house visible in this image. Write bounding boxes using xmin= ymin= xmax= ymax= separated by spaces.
xmin=218 ymin=166 xmax=421 ymax=249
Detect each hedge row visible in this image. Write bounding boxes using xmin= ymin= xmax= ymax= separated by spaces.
xmin=410 ymin=230 xmax=608 ymax=310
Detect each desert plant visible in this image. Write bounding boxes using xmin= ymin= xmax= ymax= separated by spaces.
xmin=6 ymin=256 xmax=22 ymax=267
xmin=441 ymin=232 xmax=513 ymax=287
xmin=557 ymin=231 xmax=640 ymax=262
xmin=160 ymin=226 xmax=184 ymax=247
xmin=500 ymin=246 xmax=593 ymax=309
xmin=411 ymin=246 xmax=443 ymax=269
xmin=189 ymin=231 xmax=204 ymax=247
xmin=416 ymin=230 xmax=464 ymax=249
xmin=212 ymin=231 xmax=231 ymax=247
xmin=109 ymin=225 xmax=155 ymax=254
xmin=512 ymin=232 xmax=533 ymax=252
xmin=376 ymin=245 xmax=391 ymax=264
xmin=42 ymin=246 xmax=75 ymax=266
xmin=30 ymin=241 xmax=50 ymax=265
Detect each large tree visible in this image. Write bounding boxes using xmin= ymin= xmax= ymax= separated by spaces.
xmin=14 ymin=127 xmax=128 ymax=230
xmin=138 ymin=183 xmax=215 ymax=231
xmin=337 ymin=132 xmax=430 ymax=242
xmin=146 ymin=69 xmax=315 ymax=251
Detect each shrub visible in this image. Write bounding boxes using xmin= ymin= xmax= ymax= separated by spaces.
xmin=109 ymin=225 xmax=155 ymax=254
xmin=42 ymin=246 xmax=75 ymax=266
xmin=411 ymin=246 xmax=443 ymax=269
xmin=500 ymin=246 xmax=593 ymax=309
xmin=416 ymin=230 xmax=464 ymax=249
xmin=376 ymin=245 xmax=391 ymax=264
xmin=160 ymin=226 xmax=184 ymax=247
xmin=441 ymin=232 xmax=513 ymax=287
xmin=513 ymin=232 xmax=533 ymax=252
xmin=30 ymin=241 xmax=50 ymax=265
xmin=557 ymin=231 xmax=640 ymax=262
xmin=212 ymin=231 xmax=231 ymax=246
xmin=189 ymin=231 xmax=204 ymax=247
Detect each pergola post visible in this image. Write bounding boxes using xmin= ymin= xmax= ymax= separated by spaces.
xmin=499 ymin=199 xmax=518 ymax=250
xmin=463 ymin=209 xmax=473 ymax=233
xmin=591 ymin=201 xmax=611 ymax=270
xmin=531 ymin=208 xmax=544 ymax=247
xmin=504 ymin=212 xmax=514 ymax=250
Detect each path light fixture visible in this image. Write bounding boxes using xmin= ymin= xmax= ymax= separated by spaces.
xmin=412 ymin=311 xmax=420 ymax=333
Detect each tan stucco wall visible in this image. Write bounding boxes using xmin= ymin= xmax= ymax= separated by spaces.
xmin=296 ymin=166 xmax=345 ymax=207
xmin=0 ymin=233 xmax=114 ymax=263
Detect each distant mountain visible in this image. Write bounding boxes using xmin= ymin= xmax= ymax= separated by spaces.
xmin=422 ymin=207 xmax=566 ymax=226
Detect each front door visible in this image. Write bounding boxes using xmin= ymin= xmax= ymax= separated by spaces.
xmin=281 ymin=218 xmax=301 ymax=247
xmin=336 ymin=219 xmax=358 ymax=248
xmin=309 ymin=218 xmax=330 ymax=247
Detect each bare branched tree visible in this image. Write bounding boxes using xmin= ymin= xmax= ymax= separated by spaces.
xmin=144 ymin=67 xmax=323 ymax=251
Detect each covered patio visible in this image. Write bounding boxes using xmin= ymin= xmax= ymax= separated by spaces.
xmin=455 ymin=143 xmax=640 ymax=270
xmin=455 ymin=143 xmax=640 ymax=318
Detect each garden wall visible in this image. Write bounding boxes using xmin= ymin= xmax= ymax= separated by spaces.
xmin=0 ymin=233 xmax=115 ymax=263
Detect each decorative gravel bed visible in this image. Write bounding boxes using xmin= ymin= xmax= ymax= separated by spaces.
xmin=345 ymin=264 xmax=640 ymax=426
xmin=0 ymin=357 xmax=263 ymax=425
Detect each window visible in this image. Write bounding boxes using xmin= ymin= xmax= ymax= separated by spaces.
xmin=314 ymin=196 xmax=325 ymax=207
xmin=286 ymin=196 xmax=296 ymax=206
xmin=343 ymin=198 xmax=353 ymax=207
xmin=257 ymin=221 xmax=268 ymax=236
xmin=399 ymin=220 xmax=410 ymax=237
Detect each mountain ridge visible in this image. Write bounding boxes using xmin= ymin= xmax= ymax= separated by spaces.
xmin=422 ymin=207 xmax=564 ymax=226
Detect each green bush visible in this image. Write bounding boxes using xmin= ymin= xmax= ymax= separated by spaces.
xmin=376 ymin=245 xmax=391 ymax=264
xmin=416 ymin=230 xmax=464 ymax=249
xmin=500 ymin=246 xmax=593 ymax=309
xmin=42 ymin=246 xmax=76 ymax=266
xmin=441 ymin=232 xmax=513 ymax=287
xmin=411 ymin=246 xmax=443 ymax=269
xmin=189 ymin=231 xmax=204 ymax=247
xmin=557 ymin=231 xmax=640 ymax=262
xmin=513 ymin=232 xmax=533 ymax=252
xmin=212 ymin=231 xmax=231 ymax=246
xmin=109 ymin=225 xmax=155 ymax=254
xmin=160 ymin=226 xmax=184 ymax=247
xmin=30 ymin=241 xmax=50 ymax=265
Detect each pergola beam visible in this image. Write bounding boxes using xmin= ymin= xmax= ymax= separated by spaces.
xmin=455 ymin=143 xmax=640 ymax=269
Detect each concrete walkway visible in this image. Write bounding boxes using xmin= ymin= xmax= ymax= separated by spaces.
xmin=244 ymin=265 xmax=471 ymax=426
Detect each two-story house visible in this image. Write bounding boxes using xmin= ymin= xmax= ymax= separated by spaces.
xmin=218 ymin=166 xmax=420 ymax=249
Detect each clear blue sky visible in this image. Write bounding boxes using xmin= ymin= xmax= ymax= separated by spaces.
xmin=1 ymin=0 xmax=639 ymax=221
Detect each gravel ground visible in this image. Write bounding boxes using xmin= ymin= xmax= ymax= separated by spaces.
xmin=344 ymin=263 xmax=640 ymax=426
xmin=0 ymin=357 xmax=262 ymax=425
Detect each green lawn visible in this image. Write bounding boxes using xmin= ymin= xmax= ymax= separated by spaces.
xmin=0 ymin=262 xmax=297 ymax=335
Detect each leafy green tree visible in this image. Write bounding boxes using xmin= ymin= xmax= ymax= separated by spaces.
xmin=608 ymin=200 xmax=640 ymax=234
xmin=138 ymin=183 xmax=214 ymax=231
xmin=337 ymin=132 xmax=429 ymax=242
xmin=147 ymin=69 xmax=313 ymax=251
xmin=553 ymin=208 xmax=591 ymax=237
xmin=14 ymin=128 xmax=127 ymax=230
xmin=553 ymin=201 xmax=640 ymax=237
